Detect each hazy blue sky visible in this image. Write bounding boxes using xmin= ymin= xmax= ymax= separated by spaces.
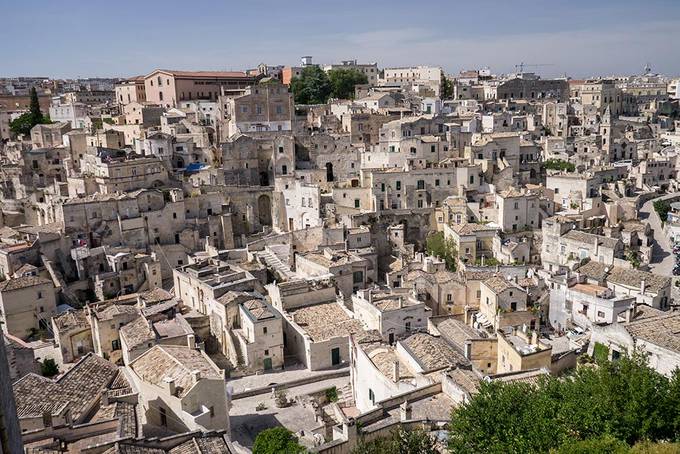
xmin=2 ymin=0 xmax=679 ymax=79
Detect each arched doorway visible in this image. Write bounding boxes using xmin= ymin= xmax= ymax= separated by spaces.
xmin=258 ymin=195 xmax=272 ymax=226
xmin=326 ymin=162 xmax=334 ymax=182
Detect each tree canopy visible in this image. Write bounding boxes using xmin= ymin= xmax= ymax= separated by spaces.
xmin=653 ymin=199 xmax=671 ymax=224
xmin=425 ymin=231 xmax=457 ymax=271
xmin=252 ymin=427 xmax=306 ymax=454
xmin=441 ymin=75 xmax=454 ymax=99
xmin=290 ymin=66 xmax=332 ymax=105
xmin=448 ymin=355 xmax=680 ymax=454
xmin=328 ymin=68 xmax=368 ymax=100
xmin=290 ymin=66 xmax=368 ymax=104
xmin=9 ymin=87 xmax=51 ymax=137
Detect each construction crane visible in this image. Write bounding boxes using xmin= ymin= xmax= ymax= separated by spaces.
xmin=514 ymin=62 xmax=554 ymax=74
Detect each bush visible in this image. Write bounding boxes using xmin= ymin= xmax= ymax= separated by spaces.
xmin=353 ymin=427 xmax=437 ymax=454
xmin=544 ymin=159 xmax=576 ymax=172
xmin=253 ymin=427 xmax=305 ymax=454
xmin=256 ymin=402 xmax=267 ymax=411
xmin=325 ymin=386 xmax=339 ymax=403
xmin=40 ymin=358 xmax=59 ymax=377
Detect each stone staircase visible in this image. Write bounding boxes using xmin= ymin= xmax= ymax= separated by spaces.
xmin=259 ymin=245 xmax=297 ymax=280
xmin=335 ymin=383 xmax=354 ymax=407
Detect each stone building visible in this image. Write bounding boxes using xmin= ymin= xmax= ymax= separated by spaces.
xmin=0 ymin=275 xmax=57 ymax=340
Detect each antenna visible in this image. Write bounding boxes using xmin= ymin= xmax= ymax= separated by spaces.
xmin=514 ymin=62 xmax=554 ymax=74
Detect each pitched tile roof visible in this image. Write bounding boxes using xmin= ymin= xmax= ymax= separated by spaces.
xmin=0 ymin=275 xmax=51 ymax=292
xmin=400 ymin=333 xmax=468 ymax=372
xmin=130 ymin=345 xmax=222 ymax=398
xmin=13 ymin=353 xmax=118 ymax=420
xmin=624 ymin=312 xmax=680 ymax=353
xmin=53 ymin=309 xmax=90 ymax=333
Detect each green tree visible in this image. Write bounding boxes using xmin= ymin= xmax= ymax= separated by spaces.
xmin=40 ymin=358 xmax=59 ymax=377
xmin=425 ymin=231 xmax=457 ymax=271
xmin=448 ymin=355 xmax=680 ymax=454
xmin=252 ymin=427 xmax=306 ymax=454
xmin=9 ymin=87 xmax=51 ymax=137
xmin=441 ymin=75 xmax=454 ymax=99
xmin=29 ymin=86 xmax=43 ymax=118
xmin=290 ymin=66 xmax=332 ymax=105
xmin=653 ymin=200 xmax=671 ymax=224
xmin=353 ymin=427 xmax=437 ymax=454
xmin=328 ymin=68 xmax=368 ymax=100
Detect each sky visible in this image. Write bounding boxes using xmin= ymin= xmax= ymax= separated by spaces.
xmin=2 ymin=0 xmax=680 ymax=79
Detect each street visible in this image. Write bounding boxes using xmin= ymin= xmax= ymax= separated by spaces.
xmin=639 ymin=192 xmax=680 ymax=277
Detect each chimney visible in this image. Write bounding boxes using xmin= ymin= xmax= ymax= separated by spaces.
xmin=191 ymin=370 xmax=201 ymax=384
xmin=187 ymin=334 xmax=196 ymax=349
xmin=400 ymin=400 xmax=412 ymax=421
xmin=640 ymin=279 xmax=646 ymax=294
xmin=464 ymin=342 xmax=472 ymax=359
xmin=367 ymin=289 xmax=373 ymax=304
xmin=163 ymin=377 xmax=176 ymax=396
xmin=531 ymin=331 xmax=538 ymax=346
xmin=393 ymin=360 xmax=400 ymax=382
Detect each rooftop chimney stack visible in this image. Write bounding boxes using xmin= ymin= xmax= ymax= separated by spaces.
xmin=393 ymin=360 xmax=400 ymax=383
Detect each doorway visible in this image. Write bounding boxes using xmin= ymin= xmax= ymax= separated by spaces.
xmin=331 ymin=347 xmax=340 ymax=366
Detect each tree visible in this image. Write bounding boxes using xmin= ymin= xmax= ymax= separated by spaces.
xmin=40 ymin=358 xmax=59 ymax=377
xmin=29 ymin=86 xmax=43 ymax=119
xmin=353 ymin=427 xmax=437 ymax=454
xmin=425 ymin=231 xmax=457 ymax=271
xmin=290 ymin=66 xmax=332 ymax=105
xmin=328 ymin=68 xmax=368 ymax=100
xmin=9 ymin=87 xmax=50 ymax=137
xmin=653 ymin=199 xmax=671 ymax=224
xmin=252 ymin=427 xmax=305 ymax=454
xmin=448 ymin=355 xmax=680 ymax=454
xmin=441 ymin=75 xmax=454 ymax=99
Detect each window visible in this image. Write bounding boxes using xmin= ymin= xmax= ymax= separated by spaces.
xmin=263 ymin=326 xmax=268 ymax=334
xmin=209 ymin=406 xmax=215 ymax=417
xmin=37 ymin=291 xmax=43 ymax=299
xmin=396 ymin=181 xmax=402 ymax=190
xmin=112 ymin=339 xmax=121 ymax=351
xmin=368 ymin=388 xmax=375 ymax=404
xmin=417 ymin=180 xmax=425 ymax=190
xmin=264 ymin=349 xmax=269 ymax=356
xmin=353 ymin=271 xmax=364 ymax=284
xmin=510 ymin=302 xmax=517 ymax=311
xmin=597 ymin=310 xmax=605 ymax=318
xmin=354 ymin=199 xmax=360 ymax=208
